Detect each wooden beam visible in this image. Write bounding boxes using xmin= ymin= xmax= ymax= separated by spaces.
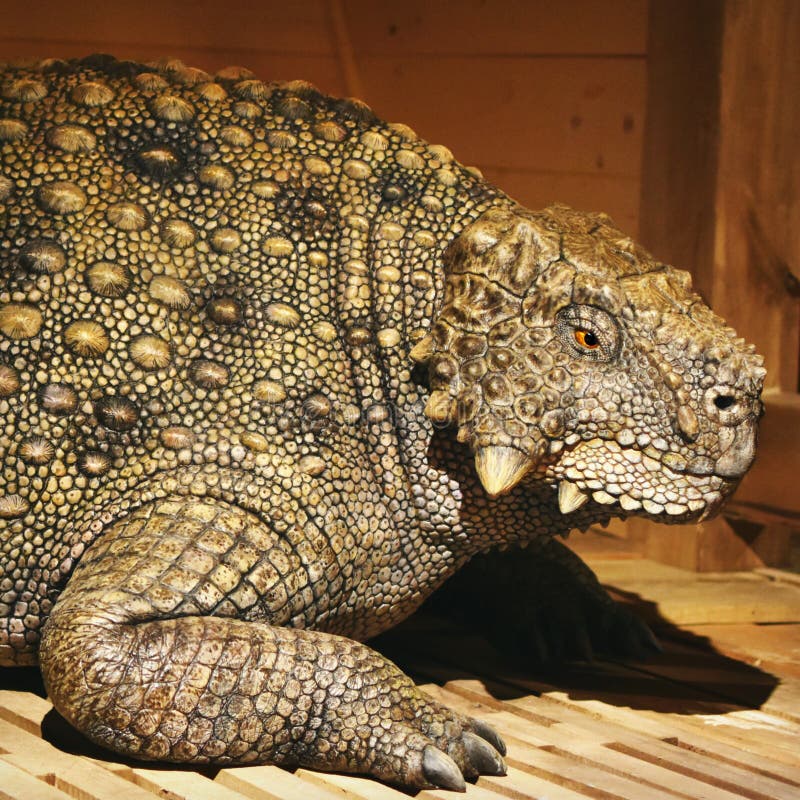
xmin=635 ymin=1 xmax=800 ymax=570
xmin=710 ymin=0 xmax=800 ymax=392
xmin=641 ymin=0 xmax=800 ymax=391
xmin=638 ymin=0 xmax=723 ymax=302
xmin=625 ymin=514 xmax=792 ymax=573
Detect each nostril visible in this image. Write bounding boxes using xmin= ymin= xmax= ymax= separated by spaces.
xmin=714 ymin=394 xmax=736 ymax=411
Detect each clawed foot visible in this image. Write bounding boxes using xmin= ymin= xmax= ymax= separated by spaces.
xmin=365 ymin=696 xmax=506 ymax=791
xmin=422 ymin=727 xmax=506 ymax=791
xmin=515 ymin=592 xmax=662 ymax=665
xmin=433 ymin=541 xmax=663 ymax=668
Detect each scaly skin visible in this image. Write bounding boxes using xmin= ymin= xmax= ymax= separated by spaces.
xmin=0 ymin=55 xmax=764 ymax=789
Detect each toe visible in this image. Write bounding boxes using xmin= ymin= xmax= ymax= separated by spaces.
xmin=423 ymin=745 xmax=466 ymax=791
xmin=470 ymin=718 xmax=507 ymax=757
xmin=462 ymin=731 xmax=506 ymax=776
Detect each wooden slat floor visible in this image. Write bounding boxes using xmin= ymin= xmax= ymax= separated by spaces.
xmin=1 ymin=555 xmax=799 ymax=800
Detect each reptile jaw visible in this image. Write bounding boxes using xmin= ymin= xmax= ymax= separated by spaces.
xmin=557 ymin=477 xmax=717 ymax=520
xmin=549 ymin=437 xmax=729 ymax=522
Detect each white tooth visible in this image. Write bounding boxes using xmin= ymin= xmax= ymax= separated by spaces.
xmin=558 ymin=480 xmax=589 ymax=514
xmin=642 ymin=499 xmax=665 ymax=514
xmin=619 ymin=494 xmax=642 ymax=511
xmin=592 ymin=490 xmax=616 ymax=505
xmin=475 ymin=446 xmax=533 ymax=497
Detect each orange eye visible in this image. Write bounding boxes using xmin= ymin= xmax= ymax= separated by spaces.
xmin=574 ymin=329 xmax=600 ymax=349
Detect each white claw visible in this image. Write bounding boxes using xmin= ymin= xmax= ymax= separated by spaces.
xmin=558 ymin=480 xmax=589 ymax=514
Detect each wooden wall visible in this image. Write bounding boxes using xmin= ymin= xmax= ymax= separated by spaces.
xmin=0 ymin=0 xmax=647 ymax=234
xmin=4 ymin=1 xmax=797 ymax=571
xmin=633 ymin=0 xmax=800 ymax=570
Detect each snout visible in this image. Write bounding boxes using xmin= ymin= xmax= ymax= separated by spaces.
xmin=714 ymin=415 xmax=758 ymax=479
xmin=700 ymin=383 xmax=761 ymax=479
xmin=705 ymin=385 xmax=760 ymax=424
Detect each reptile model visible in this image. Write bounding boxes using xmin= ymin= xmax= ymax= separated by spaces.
xmin=0 ymin=55 xmax=765 ymax=790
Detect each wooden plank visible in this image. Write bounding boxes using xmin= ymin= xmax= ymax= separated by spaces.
xmin=0 ymin=0 xmax=334 ymax=56
xmin=386 ymin=614 xmax=800 ymax=773
xmin=300 ymin=771 xmax=409 ymax=800
xmin=0 ymin=688 xmax=50 ymax=736
xmin=679 ymin=623 xmax=800 ymax=679
xmin=358 ymin=56 xmax=645 ymax=176
xmin=583 ymin=0 xmax=800 ymax=573
xmin=638 ymin=0 xmax=723 ymax=300
xmin=295 ymin=769 xmax=515 ymax=800
xmin=0 ymin=725 xmax=157 ymax=800
xmin=122 ymin=766 xmax=253 ymax=800
xmin=759 ymin=678 xmax=800 ymax=723
xmin=586 ymin=557 xmax=699 ymax=583
xmin=342 ymin=0 xmax=648 ymax=56
xmin=421 ymin=781 xmax=513 ymax=800
xmin=478 ymin=766 xmax=596 ymax=800
xmin=430 ymin=690 xmax=762 ymax=800
xmin=644 ymin=0 xmax=800 ymax=391
xmin=624 ymin=514 xmax=793 ymax=573
xmin=431 ymin=679 xmax=800 ymax=800
xmin=217 ymin=765 xmax=355 ymax=800
xmin=584 ymin=557 xmax=800 ymax=625
xmin=562 ymin=694 xmax=800 ymax=776
xmin=0 ymin=759 xmax=74 ymax=800
xmin=425 ymin=662 xmax=800 ymax=785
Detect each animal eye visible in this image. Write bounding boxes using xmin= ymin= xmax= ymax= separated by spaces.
xmin=574 ymin=328 xmax=600 ymax=349
xmin=556 ymin=305 xmax=619 ymax=361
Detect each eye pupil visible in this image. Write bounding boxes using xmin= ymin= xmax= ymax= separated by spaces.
xmin=575 ymin=329 xmax=600 ymax=349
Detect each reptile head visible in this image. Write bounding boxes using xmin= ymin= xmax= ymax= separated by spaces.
xmin=414 ymin=205 xmax=766 ymax=522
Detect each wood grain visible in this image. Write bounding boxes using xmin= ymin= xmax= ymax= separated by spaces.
xmin=710 ymin=0 xmax=800 ymax=392
xmin=342 ymin=0 xmax=647 ymax=56
xmin=2 ymin=559 xmax=800 ymax=798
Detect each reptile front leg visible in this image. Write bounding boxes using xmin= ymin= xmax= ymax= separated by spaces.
xmin=432 ymin=537 xmax=661 ymax=664
xmin=39 ymin=495 xmax=505 ymax=790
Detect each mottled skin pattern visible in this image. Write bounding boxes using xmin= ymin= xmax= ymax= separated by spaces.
xmin=0 ymin=56 xmax=764 ymax=790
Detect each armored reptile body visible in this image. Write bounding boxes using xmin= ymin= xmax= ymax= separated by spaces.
xmin=0 ymin=55 xmax=764 ymax=790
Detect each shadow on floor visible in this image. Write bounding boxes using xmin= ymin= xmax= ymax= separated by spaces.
xmin=373 ymin=590 xmax=779 ymax=716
